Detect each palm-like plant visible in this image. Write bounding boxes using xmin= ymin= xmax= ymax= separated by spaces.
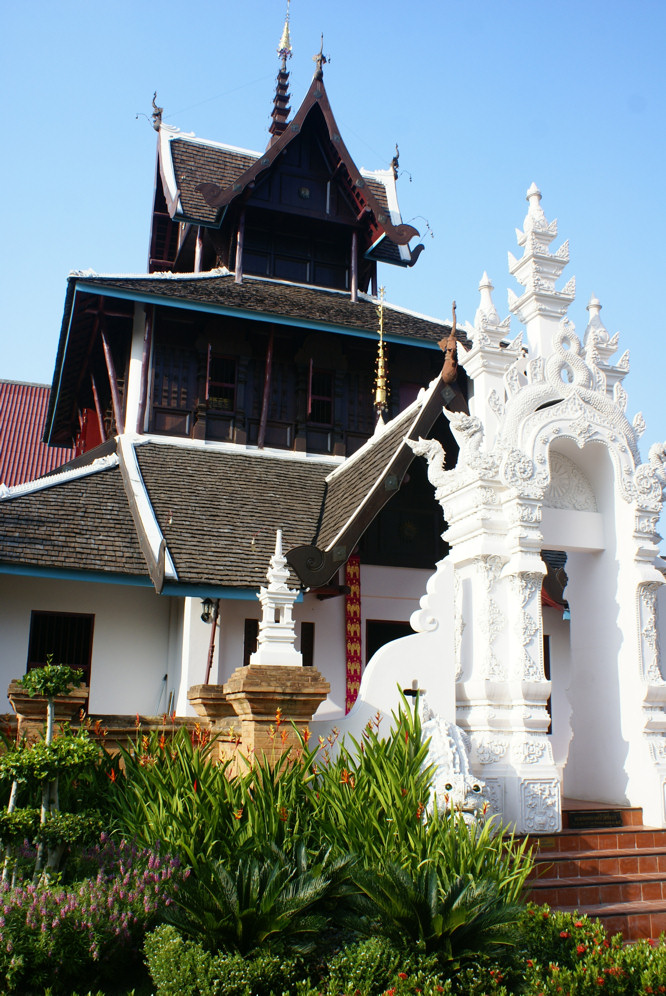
xmin=164 ymin=842 xmax=356 ymax=955
xmin=353 ymin=860 xmax=524 ymax=965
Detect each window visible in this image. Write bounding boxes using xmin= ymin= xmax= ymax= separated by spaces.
xmin=365 ymin=620 xmax=412 ymax=665
xmin=308 ymin=368 xmax=333 ymax=425
xmin=301 ymin=622 xmax=315 ymax=667
xmin=243 ymin=618 xmax=259 ymax=668
xmin=207 ymin=354 xmax=237 ymax=412
xmin=27 ymin=611 xmax=94 ymax=685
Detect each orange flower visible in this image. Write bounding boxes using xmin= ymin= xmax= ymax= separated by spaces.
xmin=279 ymin=806 xmax=288 ymax=822
xmin=94 ymin=719 xmax=102 ymax=735
xmin=234 ymin=808 xmax=243 ymax=820
xmin=275 ymin=707 xmax=283 ymax=728
xmin=142 ymin=735 xmax=149 ymax=752
xmin=159 ymin=734 xmax=166 ymax=751
xmin=107 ymin=769 xmax=117 ymax=782
xmin=340 ymin=768 xmax=351 ymax=784
xmin=302 ymin=726 xmax=311 ymax=745
xmin=280 ymin=728 xmax=288 ymax=746
xmin=416 ymin=802 xmax=425 ymax=821
xmin=135 ymin=713 xmax=140 ymax=728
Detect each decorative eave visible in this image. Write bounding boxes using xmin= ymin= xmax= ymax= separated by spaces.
xmin=192 ymin=74 xmax=420 ymax=249
xmin=287 ymin=371 xmax=452 ymax=588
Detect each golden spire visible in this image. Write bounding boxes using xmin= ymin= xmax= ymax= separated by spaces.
xmin=277 ymin=0 xmax=292 ymax=69
xmin=374 ymin=287 xmax=389 ymax=418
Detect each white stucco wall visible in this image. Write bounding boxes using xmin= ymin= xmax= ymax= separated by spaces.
xmin=0 ymin=575 xmax=172 ymax=716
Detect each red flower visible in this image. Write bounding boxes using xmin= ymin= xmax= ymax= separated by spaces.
xmin=398 ymin=973 xmax=408 ymax=980
xmin=574 ymin=920 xmax=583 ymax=927
xmin=527 ymin=959 xmax=534 ymax=967
xmin=577 ymin=943 xmax=586 ymax=954
xmin=106 ymin=769 xmax=117 ymax=782
xmin=560 ymin=930 xmax=570 ymax=938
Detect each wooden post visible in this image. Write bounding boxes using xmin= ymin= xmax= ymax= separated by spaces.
xmin=90 ymin=373 xmax=106 ymax=442
xmin=234 ymin=210 xmax=245 ymax=284
xmin=204 ymin=600 xmax=220 ymax=685
xmin=136 ymin=305 xmax=153 ymax=433
xmin=257 ymin=327 xmax=274 ymax=450
xmin=194 ymin=227 xmax=203 ymax=273
xmin=101 ymin=330 xmax=125 ymax=435
xmin=350 ymin=230 xmax=358 ymax=303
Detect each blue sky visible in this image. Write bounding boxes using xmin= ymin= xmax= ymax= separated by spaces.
xmin=1 ymin=0 xmax=665 ymax=468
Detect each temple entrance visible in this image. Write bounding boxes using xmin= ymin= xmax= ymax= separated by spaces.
xmin=542 ymin=442 xmax=630 ymax=806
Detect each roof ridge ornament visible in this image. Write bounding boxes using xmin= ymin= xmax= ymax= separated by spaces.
xmin=277 ymin=0 xmax=292 ymax=69
xmin=313 ymin=34 xmax=328 ymax=80
xmin=269 ymin=1 xmax=293 ymax=146
xmin=151 ymin=92 xmax=163 ymax=132
xmin=374 ymin=287 xmax=390 ymax=422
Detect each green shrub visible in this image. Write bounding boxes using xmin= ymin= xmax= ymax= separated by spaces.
xmin=145 ymin=924 xmax=306 ymax=996
xmin=324 ymin=935 xmax=446 ymax=995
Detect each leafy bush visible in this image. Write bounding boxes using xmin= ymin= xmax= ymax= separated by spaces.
xmin=324 ymin=935 xmax=446 ymax=995
xmin=145 ymin=923 xmax=306 ymax=996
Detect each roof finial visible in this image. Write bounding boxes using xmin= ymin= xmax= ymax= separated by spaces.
xmin=269 ymin=1 xmax=293 ymax=146
xmin=313 ymin=34 xmax=327 ymax=80
xmin=277 ymin=0 xmax=292 ymax=70
xmin=391 ymin=143 xmax=400 ymax=180
xmin=151 ymin=91 xmax=163 ymax=132
xmin=374 ymin=287 xmax=390 ymax=420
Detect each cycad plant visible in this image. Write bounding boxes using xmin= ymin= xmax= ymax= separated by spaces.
xmin=164 ymin=842 xmax=356 ymax=955
xmin=353 ymin=860 xmax=524 ymax=965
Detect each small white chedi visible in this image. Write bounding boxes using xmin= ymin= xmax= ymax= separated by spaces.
xmin=312 ymin=183 xmax=666 ymax=832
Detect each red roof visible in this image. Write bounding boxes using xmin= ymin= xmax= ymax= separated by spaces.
xmin=0 ymin=381 xmax=74 ymax=487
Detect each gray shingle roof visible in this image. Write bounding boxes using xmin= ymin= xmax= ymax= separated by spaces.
xmin=134 ymin=443 xmax=337 ymax=587
xmin=72 ymin=273 xmax=453 ymax=345
xmin=168 ymin=138 xmax=391 ymax=227
xmin=0 ymin=466 xmax=146 ymax=577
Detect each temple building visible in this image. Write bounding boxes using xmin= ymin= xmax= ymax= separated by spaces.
xmin=0 ymin=30 xmax=461 ymax=723
xmin=1 ymin=18 xmax=666 ymax=880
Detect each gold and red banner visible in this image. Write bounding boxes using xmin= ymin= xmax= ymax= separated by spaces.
xmin=344 ymin=555 xmax=362 ymax=713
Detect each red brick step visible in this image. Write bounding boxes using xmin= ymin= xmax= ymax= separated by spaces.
xmin=525 ymin=804 xmax=666 ymax=941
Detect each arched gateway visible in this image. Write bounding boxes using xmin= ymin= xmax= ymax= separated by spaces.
xmin=319 ymin=184 xmax=666 ymax=833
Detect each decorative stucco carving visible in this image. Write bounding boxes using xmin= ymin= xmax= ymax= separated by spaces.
xmin=483 ymin=778 xmax=504 ymax=818
xmin=512 ymin=737 xmax=550 ymax=765
xmin=647 ymin=736 xmax=666 ymax=766
xmin=454 ymin=570 xmax=464 ymax=680
xmin=475 ymin=737 xmax=508 ymax=765
xmin=649 ymin=442 xmax=666 ymax=499
xmin=521 ymin=779 xmax=560 ymax=832
xmin=476 ymin=556 xmax=505 ymax=679
xmin=488 ymin=390 xmax=506 ymax=419
xmin=638 ymin=582 xmax=664 ymax=684
xmin=543 ymin=451 xmax=597 ymax=511
xmin=510 ymin=572 xmax=544 ymax=681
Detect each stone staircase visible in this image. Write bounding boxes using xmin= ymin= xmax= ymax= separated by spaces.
xmin=526 ymin=803 xmax=666 ymax=941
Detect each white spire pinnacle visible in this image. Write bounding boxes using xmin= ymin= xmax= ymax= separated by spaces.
xmin=250 ymin=528 xmax=303 ymax=667
xmin=582 ymin=293 xmax=626 ymax=394
xmin=474 ymin=271 xmax=501 ymax=328
xmin=508 ymin=183 xmax=575 ymax=359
